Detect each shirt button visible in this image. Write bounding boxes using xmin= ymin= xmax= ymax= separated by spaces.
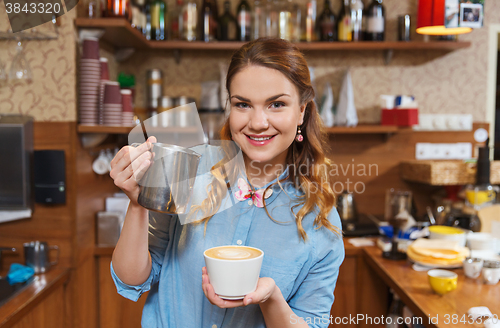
xmin=247 ymin=199 xmax=253 ymax=206
xmin=212 ymin=325 xmax=217 ymax=328
xmin=237 ymin=240 xmax=242 ymax=245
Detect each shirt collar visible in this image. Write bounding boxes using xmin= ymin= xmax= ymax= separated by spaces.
xmin=235 ymin=165 xmax=292 ymax=206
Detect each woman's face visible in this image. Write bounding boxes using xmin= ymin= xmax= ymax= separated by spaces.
xmin=229 ymin=65 xmax=305 ymax=168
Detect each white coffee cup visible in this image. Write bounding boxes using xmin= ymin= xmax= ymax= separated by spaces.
xmin=482 ymin=261 xmax=500 ymax=285
xmin=463 ymin=258 xmax=483 ymax=279
xmin=204 ymin=245 xmax=264 ymax=300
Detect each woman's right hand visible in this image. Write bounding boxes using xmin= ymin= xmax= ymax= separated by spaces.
xmin=110 ymin=136 xmax=157 ymax=206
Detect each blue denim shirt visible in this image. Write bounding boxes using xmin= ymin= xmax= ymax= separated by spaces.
xmin=110 ymin=145 xmax=345 ymax=328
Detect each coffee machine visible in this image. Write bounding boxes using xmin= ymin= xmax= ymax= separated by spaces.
xmin=337 ymin=191 xmax=379 ymax=236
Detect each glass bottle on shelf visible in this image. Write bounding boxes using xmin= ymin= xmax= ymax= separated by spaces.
xmin=361 ymin=0 xmax=368 ymax=40
xmin=107 ymin=0 xmax=128 ymax=17
xmin=291 ymin=3 xmax=301 ymax=42
xmin=144 ymin=0 xmax=152 ymax=40
xmin=218 ymin=0 xmax=237 ymax=41
xmin=131 ymin=0 xmax=146 ymax=31
xmin=350 ymin=0 xmax=363 ymax=41
xmin=182 ymin=0 xmax=198 ymax=41
xmin=170 ymin=0 xmax=184 ymax=40
xmin=278 ymin=0 xmax=292 ymax=41
xmin=237 ymin=0 xmax=251 ymax=41
xmin=365 ymin=0 xmax=385 ymax=41
xmin=304 ymin=0 xmax=317 ymax=41
xmin=265 ymin=0 xmax=279 ymax=37
xmin=199 ymin=0 xmax=219 ymax=42
xmin=151 ymin=0 xmax=167 ymax=41
xmin=252 ymin=0 xmax=266 ymax=40
xmin=317 ymin=0 xmax=336 ymax=41
xmin=87 ymin=0 xmax=98 ymax=18
xmin=338 ymin=0 xmax=352 ymax=42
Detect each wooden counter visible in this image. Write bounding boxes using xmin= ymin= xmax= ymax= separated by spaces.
xmin=363 ymin=246 xmax=500 ymax=328
xmin=0 ymin=268 xmax=70 ymax=328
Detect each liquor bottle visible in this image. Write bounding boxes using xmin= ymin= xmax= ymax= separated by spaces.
xmin=252 ymin=0 xmax=265 ymax=40
xmin=218 ymin=0 xmax=237 ymax=41
xmin=265 ymin=0 xmax=279 ymax=37
xmin=305 ymin=0 xmax=317 ymax=41
xmin=199 ymin=0 xmax=218 ymax=42
xmin=236 ymin=0 xmax=251 ymax=41
xmin=317 ymin=0 xmax=336 ymax=41
xmin=365 ymin=0 xmax=385 ymax=41
xmin=151 ymin=0 xmax=167 ymax=40
xmin=131 ymin=0 xmax=146 ymax=31
xmin=182 ymin=0 xmax=198 ymax=41
xmin=338 ymin=0 xmax=352 ymax=42
xmin=144 ymin=0 xmax=152 ymax=40
xmin=170 ymin=0 xmax=183 ymax=40
xmin=107 ymin=0 xmax=128 ymax=17
xmin=278 ymin=0 xmax=292 ymax=41
xmin=350 ymin=0 xmax=363 ymax=41
xmin=291 ymin=3 xmax=301 ymax=42
xmin=361 ymin=0 xmax=367 ymax=40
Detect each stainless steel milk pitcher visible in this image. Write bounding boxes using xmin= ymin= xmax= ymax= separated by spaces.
xmin=137 ymin=143 xmax=201 ymax=214
xmin=23 ymin=241 xmax=59 ymax=274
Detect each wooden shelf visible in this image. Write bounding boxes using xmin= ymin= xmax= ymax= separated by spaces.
xmin=78 ymin=123 xmax=408 ymax=135
xmin=75 ymin=18 xmax=471 ymax=52
xmin=325 ymin=125 xmax=407 ymax=134
xmin=77 ymin=124 xmax=200 ymax=134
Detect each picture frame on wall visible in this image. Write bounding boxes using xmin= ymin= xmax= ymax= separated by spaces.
xmin=460 ymin=3 xmax=484 ymax=28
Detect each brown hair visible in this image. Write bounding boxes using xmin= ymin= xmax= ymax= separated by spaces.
xmin=189 ymin=38 xmax=339 ymax=241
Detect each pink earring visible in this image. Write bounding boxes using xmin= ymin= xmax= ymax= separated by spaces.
xmin=295 ymin=126 xmax=303 ymax=142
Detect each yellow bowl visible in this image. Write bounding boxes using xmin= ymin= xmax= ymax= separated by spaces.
xmin=429 ymin=226 xmax=467 ymax=247
xmin=428 ymin=269 xmax=458 ymax=295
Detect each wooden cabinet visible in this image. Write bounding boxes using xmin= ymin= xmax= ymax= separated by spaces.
xmin=330 ymin=255 xmax=358 ymax=328
xmin=0 ymin=269 xmax=70 ymax=328
xmin=329 ymin=244 xmax=388 ymax=328
xmin=8 ymin=286 xmax=66 ymax=328
xmin=96 ymin=255 xmax=147 ymax=328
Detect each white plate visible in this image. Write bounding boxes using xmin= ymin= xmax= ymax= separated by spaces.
xmin=408 ymin=257 xmax=463 ymax=270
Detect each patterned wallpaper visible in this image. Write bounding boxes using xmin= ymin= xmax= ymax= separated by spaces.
xmin=0 ymin=0 xmax=498 ymax=122
xmin=0 ymin=5 xmax=77 ymax=121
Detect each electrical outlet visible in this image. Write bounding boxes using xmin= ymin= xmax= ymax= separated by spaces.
xmin=415 ymin=143 xmax=472 ymax=160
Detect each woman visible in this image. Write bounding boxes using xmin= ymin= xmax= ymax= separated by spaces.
xmin=109 ymin=38 xmax=345 ymax=328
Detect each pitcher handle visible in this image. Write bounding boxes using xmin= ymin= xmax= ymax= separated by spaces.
xmin=49 ymin=245 xmax=59 ymax=266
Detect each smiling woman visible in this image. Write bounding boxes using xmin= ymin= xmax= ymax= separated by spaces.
xmin=108 ymin=38 xmax=345 ymax=328
xmin=229 ymin=66 xmax=305 ymax=181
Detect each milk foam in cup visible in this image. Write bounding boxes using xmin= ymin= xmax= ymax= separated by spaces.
xmin=204 ymin=245 xmax=264 ymax=300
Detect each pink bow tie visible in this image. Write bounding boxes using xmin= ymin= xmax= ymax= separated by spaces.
xmin=234 ymin=178 xmax=273 ymax=208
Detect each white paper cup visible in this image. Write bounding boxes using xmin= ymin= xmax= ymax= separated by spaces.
xmin=204 ymin=245 xmax=263 ymax=300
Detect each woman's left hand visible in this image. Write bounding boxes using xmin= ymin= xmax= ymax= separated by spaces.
xmin=202 ymin=267 xmax=276 ymax=308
